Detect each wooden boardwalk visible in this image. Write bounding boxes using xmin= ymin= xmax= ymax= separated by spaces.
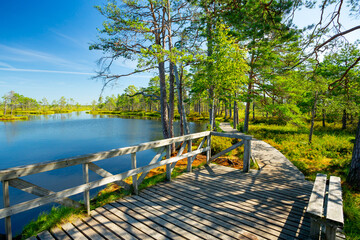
xmin=31 ymin=164 xmax=314 ymax=240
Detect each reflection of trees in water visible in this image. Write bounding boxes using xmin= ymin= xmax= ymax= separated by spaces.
xmin=2 ymin=121 xmax=18 ymax=143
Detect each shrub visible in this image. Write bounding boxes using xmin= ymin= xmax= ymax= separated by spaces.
xmin=210 ymin=136 xmax=232 ymax=155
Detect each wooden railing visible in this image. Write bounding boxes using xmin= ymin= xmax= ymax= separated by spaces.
xmin=0 ymin=131 xmax=252 ymax=240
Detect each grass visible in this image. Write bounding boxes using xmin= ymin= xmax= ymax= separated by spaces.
xmin=0 ymin=115 xmax=28 ymax=121
xmin=247 ymin=120 xmax=360 ymax=239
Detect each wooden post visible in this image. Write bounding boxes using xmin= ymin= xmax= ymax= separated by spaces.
xmin=2 ymin=180 xmax=11 ymax=240
xmin=310 ymin=218 xmax=321 ymax=240
xmin=187 ymin=140 xmax=192 ymax=172
xmin=131 ymin=153 xmax=138 ymax=195
xmin=166 ymin=145 xmax=171 ymax=181
xmin=243 ymin=139 xmax=251 ymax=172
xmin=82 ymin=163 xmax=90 ymax=215
xmin=206 ymin=135 xmax=211 ymax=164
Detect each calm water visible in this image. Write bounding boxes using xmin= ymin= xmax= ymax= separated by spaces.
xmin=0 ymin=112 xmax=206 ymax=235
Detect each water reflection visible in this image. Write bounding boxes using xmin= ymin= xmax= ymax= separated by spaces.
xmin=0 ymin=111 xmax=206 ymax=234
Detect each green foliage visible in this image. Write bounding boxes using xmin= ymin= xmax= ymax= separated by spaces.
xmin=343 ymin=186 xmax=360 ymax=239
xmin=210 ymin=136 xmax=233 ymax=156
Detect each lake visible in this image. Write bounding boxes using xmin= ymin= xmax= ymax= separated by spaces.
xmin=0 ymin=111 xmax=207 ymax=235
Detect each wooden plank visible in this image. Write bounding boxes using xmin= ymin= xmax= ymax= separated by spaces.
xmin=211 ymin=131 xmax=252 ymax=140
xmin=170 ymin=141 xmax=188 ymax=169
xmin=121 ymin=198 xmax=204 ymax=240
xmin=103 ymin=204 xmax=170 ymax=240
xmin=50 ymin=227 xmax=71 ymax=240
xmin=180 ymin=168 xmax=310 ymax=207
xmin=307 ymin=173 xmax=327 ymax=218
xmin=61 ymin=222 xmax=88 ymax=240
xmin=37 ymin=230 xmax=55 ymax=240
xmin=91 ymin=209 xmax=138 ymax=240
xmin=154 ymin=181 xmax=308 ymax=239
xmin=326 ymin=176 xmax=344 ymax=226
xmin=96 ymin=206 xmax=154 ymax=239
xmin=143 ymin=186 xmax=274 ymax=239
xmin=137 ymin=147 xmax=165 ymax=185
xmin=83 ymin=163 xmax=90 ymax=215
xmin=0 ymin=131 xmax=210 ymax=181
xmin=135 ymin=193 xmax=236 ymax=240
xmin=72 ymin=218 xmax=104 ymax=240
xmin=166 ymin=145 xmax=172 ymax=181
xmin=2 ymin=180 xmax=11 ymax=240
xmin=83 ymin=214 xmax=120 ymax=239
xmin=190 ymin=166 xmax=311 ymax=202
xmin=88 ymin=162 xmax=131 ymax=190
xmin=210 ymin=141 xmax=243 ymax=161
xmin=206 ymin=135 xmax=211 ymax=163
xmin=131 ymin=153 xmax=138 ymax=195
xmin=191 ymin=136 xmax=206 ymax=163
xmin=156 ymin=178 xmax=310 ymax=229
xmin=109 ymin=201 xmax=185 ymax=240
xmin=0 ymin=146 xmax=210 ymax=219
xmin=243 ymin=139 xmax=251 ymax=172
xmin=187 ymin=140 xmax=192 ymax=172
xmin=140 ymin=189 xmax=251 ymax=240
xmin=9 ymin=178 xmax=82 ymax=208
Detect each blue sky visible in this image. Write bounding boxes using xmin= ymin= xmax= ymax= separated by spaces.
xmin=0 ymin=1 xmax=358 ymax=104
xmin=0 ymin=0 xmax=153 ymax=104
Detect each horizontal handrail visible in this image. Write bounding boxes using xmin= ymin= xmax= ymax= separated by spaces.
xmin=0 ymin=130 xmax=253 ymax=240
xmin=0 ymin=131 xmax=211 ymax=181
xmin=211 ymin=131 xmax=252 ymax=140
xmin=0 ymin=146 xmax=210 ymax=219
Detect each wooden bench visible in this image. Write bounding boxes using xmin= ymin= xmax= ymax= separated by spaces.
xmin=306 ymin=173 xmax=344 ymax=240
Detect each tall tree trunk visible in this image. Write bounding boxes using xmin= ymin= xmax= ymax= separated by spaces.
xmin=229 ymin=102 xmax=232 ymax=119
xmin=244 ymin=55 xmax=254 ymax=133
xmin=174 ymin=64 xmax=189 ymax=135
xmin=342 ymin=109 xmax=347 ymax=130
xmin=233 ymin=100 xmax=238 ymax=130
xmin=224 ymin=100 xmax=227 ymax=120
xmin=252 ymin=101 xmax=255 ymax=121
xmin=309 ymin=91 xmax=318 ymax=144
xmin=347 ymin=117 xmax=360 ymax=190
xmin=159 ymin=61 xmax=170 ymax=139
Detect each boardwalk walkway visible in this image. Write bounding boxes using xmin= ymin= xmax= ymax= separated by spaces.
xmin=32 ymin=164 xmax=312 ymax=240
xmin=29 ymin=124 xmax=316 ymax=240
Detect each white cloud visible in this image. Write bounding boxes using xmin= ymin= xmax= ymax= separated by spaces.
xmin=0 ymin=67 xmax=94 ymax=75
xmin=50 ymin=29 xmax=85 ymax=48
xmin=0 ymin=61 xmax=14 ymax=68
xmin=0 ymin=44 xmax=91 ymax=71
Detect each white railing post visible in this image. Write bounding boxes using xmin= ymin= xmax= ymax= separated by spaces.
xmin=131 ymin=153 xmax=138 ymax=195
xmin=187 ymin=139 xmax=192 ymax=172
xmin=206 ymin=134 xmax=211 ymax=164
xmin=82 ymin=163 xmax=90 ymax=215
xmin=243 ymin=139 xmax=251 ymax=172
xmin=166 ymin=145 xmax=171 ymax=181
xmin=2 ymin=180 xmax=11 ymax=240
